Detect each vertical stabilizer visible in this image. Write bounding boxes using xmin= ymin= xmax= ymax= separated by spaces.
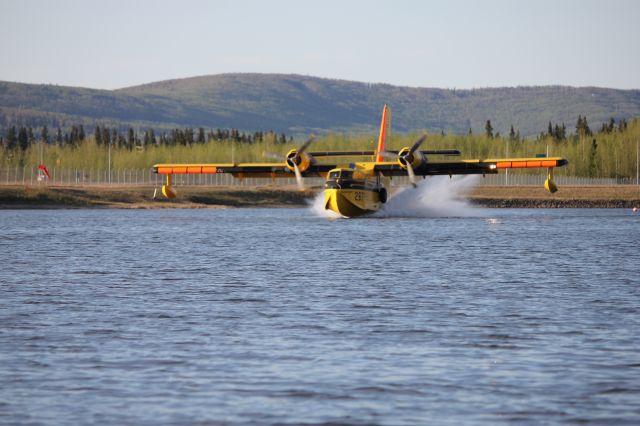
xmin=375 ymin=104 xmax=390 ymax=162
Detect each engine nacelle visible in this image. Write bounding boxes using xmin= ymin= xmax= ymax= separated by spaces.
xmin=285 ymin=149 xmax=312 ymax=173
xmin=397 ymin=147 xmax=425 ymax=170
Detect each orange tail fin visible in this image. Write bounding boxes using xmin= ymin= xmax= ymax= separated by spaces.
xmin=375 ymin=104 xmax=390 ymax=162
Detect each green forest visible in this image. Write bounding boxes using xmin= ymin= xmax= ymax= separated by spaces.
xmin=1 ymin=116 xmax=639 ymax=180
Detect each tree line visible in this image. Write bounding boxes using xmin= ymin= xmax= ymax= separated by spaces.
xmin=0 ymin=125 xmax=293 ymax=151
xmin=1 ymin=116 xmax=638 ymax=179
xmin=1 ymin=115 xmax=631 ymax=152
xmin=479 ymin=115 xmax=629 ymax=142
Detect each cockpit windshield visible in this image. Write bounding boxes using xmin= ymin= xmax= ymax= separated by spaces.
xmin=328 ymin=169 xmax=354 ymax=180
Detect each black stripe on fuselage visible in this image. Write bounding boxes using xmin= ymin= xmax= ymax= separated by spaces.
xmin=324 ymin=180 xmax=377 ymax=191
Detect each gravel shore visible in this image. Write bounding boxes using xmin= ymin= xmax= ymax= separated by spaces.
xmin=1 ymin=185 xmax=639 ymax=209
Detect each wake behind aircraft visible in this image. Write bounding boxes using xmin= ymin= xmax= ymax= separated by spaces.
xmin=153 ymin=105 xmax=568 ymax=217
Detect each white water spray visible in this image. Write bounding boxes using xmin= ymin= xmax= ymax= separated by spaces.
xmin=377 ymin=175 xmax=481 ymax=218
xmin=308 ymin=191 xmax=342 ymax=219
xmin=308 ymin=175 xmax=482 ymax=219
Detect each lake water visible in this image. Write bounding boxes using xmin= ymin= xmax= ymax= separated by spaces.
xmin=1 ymin=202 xmax=640 ymax=424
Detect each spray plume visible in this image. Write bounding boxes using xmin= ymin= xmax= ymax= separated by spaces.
xmin=308 ymin=175 xmax=482 ymax=219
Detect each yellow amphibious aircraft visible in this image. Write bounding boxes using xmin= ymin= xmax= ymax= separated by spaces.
xmin=153 ymin=105 xmax=568 ymax=217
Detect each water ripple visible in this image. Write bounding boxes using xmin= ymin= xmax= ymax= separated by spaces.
xmin=1 ymin=208 xmax=639 ymax=425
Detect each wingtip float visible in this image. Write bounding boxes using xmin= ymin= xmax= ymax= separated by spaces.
xmin=153 ymin=106 xmax=569 ymax=217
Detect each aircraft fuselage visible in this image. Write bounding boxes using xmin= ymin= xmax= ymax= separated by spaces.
xmin=323 ymin=168 xmax=388 ymax=217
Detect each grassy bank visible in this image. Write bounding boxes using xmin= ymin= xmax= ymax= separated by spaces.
xmin=1 ymin=185 xmax=639 ymax=209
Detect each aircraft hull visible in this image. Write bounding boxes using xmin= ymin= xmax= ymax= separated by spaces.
xmin=324 ymin=188 xmax=381 ymax=218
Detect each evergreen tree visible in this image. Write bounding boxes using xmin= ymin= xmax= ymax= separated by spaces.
xmin=69 ymin=126 xmax=79 ymax=145
xmin=18 ymin=127 xmax=29 ymax=151
xmin=127 ymin=127 xmax=135 ymax=150
xmin=509 ymin=125 xmax=516 ymax=141
xmin=143 ymin=128 xmax=155 ymax=146
xmin=484 ymin=120 xmax=494 ymax=139
xmin=117 ymin=132 xmax=125 ymax=149
xmin=618 ymin=118 xmax=628 ymax=132
xmin=79 ymin=125 xmax=85 ymax=141
xmin=185 ymin=128 xmax=194 ymax=145
xmin=197 ymin=127 xmax=205 ymax=144
xmin=94 ymin=126 xmax=103 ymax=145
xmin=56 ymin=127 xmax=63 ymax=145
xmin=41 ymin=125 xmax=49 ymax=144
xmin=6 ymin=126 xmax=17 ymax=150
xmin=112 ymin=129 xmax=120 ymax=148
xmin=576 ymin=115 xmax=592 ymax=137
xmin=576 ymin=115 xmax=583 ymax=135
xmin=583 ymin=116 xmax=592 ymax=136
xmin=103 ymin=127 xmax=111 ymax=146
xmin=588 ymin=138 xmax=599 ymax=177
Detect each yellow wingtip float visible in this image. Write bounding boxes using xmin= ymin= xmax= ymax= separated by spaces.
xmin=545 ymin=168 xmax=558 ymax=193
xmin=153 ymin=106 xmax=569 ymax=217
xmin=161 ymin=174 xmax=177 ymax=198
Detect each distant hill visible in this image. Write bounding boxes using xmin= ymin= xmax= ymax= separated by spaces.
xmin=1 ymin=73 xmax=639 ymax=137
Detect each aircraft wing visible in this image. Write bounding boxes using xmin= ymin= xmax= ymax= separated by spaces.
xmin=153 ymin=162 xmax=337 ymax=178
xmin=373 ymin=157 xmax=568 ymax=176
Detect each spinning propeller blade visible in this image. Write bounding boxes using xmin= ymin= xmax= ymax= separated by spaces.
xmin=409 ymin=134 xmax=427 ymax=155
xmin=402 ymin=134 xmax=426 ymax=187
xmin=406 ymin=161 xmax=417 ymax=187
xmin=297 ymin=135 xmax=315 ymax=154
xmin=292 ymin=162 xmax=304 ymax=190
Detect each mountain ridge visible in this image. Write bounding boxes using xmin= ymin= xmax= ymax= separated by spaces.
xmin=1 ymin=73 xmax=639 ymax=137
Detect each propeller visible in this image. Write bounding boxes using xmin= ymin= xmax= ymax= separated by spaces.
xmin=263 ymin=136 xmax=315 ymax=190
xmin=287 ymin=136 xmax=314 ymax=190
xmin=398 ymin=134 xmax=427 ymax=187
xmin=263 ymin=150 xmax=304 ymax=190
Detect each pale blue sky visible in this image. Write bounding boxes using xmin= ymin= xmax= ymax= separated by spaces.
xmin=1 ymin=0 xmax=638 ymax=90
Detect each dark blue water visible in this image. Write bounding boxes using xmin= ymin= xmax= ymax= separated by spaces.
xmin=1 ymin=207 xmax=639 ymax=425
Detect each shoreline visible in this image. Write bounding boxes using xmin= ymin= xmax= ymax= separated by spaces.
xmin=1 ymin=185 xmax=639 ymax=209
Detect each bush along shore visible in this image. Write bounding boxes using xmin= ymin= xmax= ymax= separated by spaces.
xmin=0 ymin=185 xmax=639 ymax=209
